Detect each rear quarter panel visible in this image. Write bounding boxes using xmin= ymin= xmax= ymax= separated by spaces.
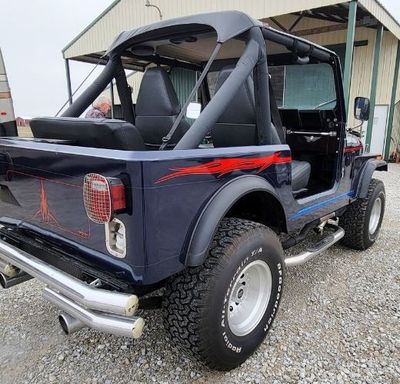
xmin=140 ymin=145 xmax=292 ymax=283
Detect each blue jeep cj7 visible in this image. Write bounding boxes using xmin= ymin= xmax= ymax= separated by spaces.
xmin=0 ymin=11 xmax=387 ymax=370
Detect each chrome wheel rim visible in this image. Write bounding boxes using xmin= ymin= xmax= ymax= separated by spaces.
xmin=369 ymin=197 xmax=382 ymax=235
xmin=227 ymin=260 xmax=272 ymax=337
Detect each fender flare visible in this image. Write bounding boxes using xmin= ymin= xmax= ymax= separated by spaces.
xmin=355 ymin=159 xmax=387 ymax=198
xmin=185 ymin=175 xmax=286 ymax=267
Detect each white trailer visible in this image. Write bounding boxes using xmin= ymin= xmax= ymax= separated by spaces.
xmin=0 ymin=49 xmax=17 ymax=136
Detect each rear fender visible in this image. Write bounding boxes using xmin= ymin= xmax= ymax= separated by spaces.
xmin=354 ymin=159 xmax=387 ymax=198
xmin=185 ymin=175 xmax=285 ymax=266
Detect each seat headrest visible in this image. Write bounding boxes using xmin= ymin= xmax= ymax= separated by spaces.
xmin=135 ymin=68 xmax=180 ymax=117
xmin=215 ymin=66 xmax=255 ymax=124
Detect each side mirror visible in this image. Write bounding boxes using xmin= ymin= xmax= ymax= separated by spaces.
xmin=354 ymin=97 xmax=370 ymax=121
xmin=186 ymin=102 xmax=201 ymax=119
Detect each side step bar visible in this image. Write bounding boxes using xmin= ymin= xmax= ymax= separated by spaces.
xmin=284 ymin=227 xmax=345 ymax=267
xmin=0 ymin=239 xmax=138 ymax=316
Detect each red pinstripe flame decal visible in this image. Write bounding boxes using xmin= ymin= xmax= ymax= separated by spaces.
xmin=156 ymin=152 xmax=291 ymax=183
xmin=30 ymin=179 xmax=90 ymax=239
xmin=32 ymin=180 xmax=59 ymax=225
xmin=6 ymin=170 xmax=90 ymax=239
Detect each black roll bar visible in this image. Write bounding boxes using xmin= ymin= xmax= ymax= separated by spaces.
xmin=61 ymin=56 xmax=135 ymax=124
xmin=61 ymin=57 xmax=117 ymax=118
xmin=175 ymin=27 xmax=269 ymax=150
xmin=252 ymin=28 xmax=270 ymax=145
xmin=262 ymin=28 xmax=332 ymax=62
xmin=113 ymin=57 xmax=135 ymax=124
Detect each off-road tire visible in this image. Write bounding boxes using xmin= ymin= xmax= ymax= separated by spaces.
xmin=340 ymin=178 xmax=385 ymax=250
xmin=162 ymin=217 xmax=284 ymax=371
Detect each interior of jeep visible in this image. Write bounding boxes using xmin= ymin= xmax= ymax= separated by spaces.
xmin=29 ymin=22 xmax=343 ymax=197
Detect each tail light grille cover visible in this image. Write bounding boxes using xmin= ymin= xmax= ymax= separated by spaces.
xmin=83 ymin=173 xmax=126 ymax=224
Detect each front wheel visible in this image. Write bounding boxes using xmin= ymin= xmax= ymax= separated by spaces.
xmin=340 ymin=178 xmax=385 ymax=250
xmin=162 ymin=218 xmax=284 ymax=371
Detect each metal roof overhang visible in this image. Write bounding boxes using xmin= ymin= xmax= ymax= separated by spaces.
xmin=272 ymin=1 xmax=399 ymax=37
xmin=63 ymin=1 xmax=400 ymax=64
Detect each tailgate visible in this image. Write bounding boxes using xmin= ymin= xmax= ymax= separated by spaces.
xmin=0 ymin=139 xmax=142 ymax=256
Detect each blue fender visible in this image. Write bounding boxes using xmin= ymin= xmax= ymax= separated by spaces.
xmin=354 ymin=159 xmax=387 ymax=198
xmin=185 ymin=174 xmax=286 ymax=266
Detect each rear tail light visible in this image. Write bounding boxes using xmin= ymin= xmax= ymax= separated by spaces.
xmin=83 ymin=173 xmax=126 ymax=224
xmin=105 ymin=218 xmax=126 ymax=258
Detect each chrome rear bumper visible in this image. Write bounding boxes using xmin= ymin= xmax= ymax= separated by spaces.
xmin=0 ymin=239 xmax=144 ymax=339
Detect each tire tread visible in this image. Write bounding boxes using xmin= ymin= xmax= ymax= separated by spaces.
xmin=340 ymin=178 xmax=384 ymax=250
xmin=162 ymin=217 xmax=279 ymax=370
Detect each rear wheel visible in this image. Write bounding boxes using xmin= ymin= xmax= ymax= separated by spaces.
xmin=340 ymin=178 xmax=385 ymax=250
xmin=162 ymin=218 xmax=284 ymax=371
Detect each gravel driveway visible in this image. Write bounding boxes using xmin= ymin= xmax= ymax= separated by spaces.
xmin=1 ymin=164 xmax=399 ymax=384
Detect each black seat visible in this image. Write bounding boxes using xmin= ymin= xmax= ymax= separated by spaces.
xmin=31 ymin=117 xmax=145 ymax=150
xmin=135 ymin=67 xmax=190 ymax=148
xmin=211 ymin=66 xmax=281 ymax=147
xmin=291 ymin=160 xmax=311 ymax=192
xmin=211 ymin=66 xmax=311 ymax=191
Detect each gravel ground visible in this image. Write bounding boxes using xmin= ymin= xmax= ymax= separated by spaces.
xmin=1 ymin=164 xmax=399 ymax=384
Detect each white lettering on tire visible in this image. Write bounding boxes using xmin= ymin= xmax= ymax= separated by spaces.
xmin=220 ymin=248 xmax=282 ymax=354
xmin=264 ymin=263 xmax=282 ymax=332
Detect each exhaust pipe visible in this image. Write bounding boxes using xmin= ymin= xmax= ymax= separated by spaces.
xmin=59 ymin=312 xmax=85 ymax=335
xmin=0 ymin=271 xmax=33 ymax=289
xmin=43 ymin=287 xmax=145 ymax=339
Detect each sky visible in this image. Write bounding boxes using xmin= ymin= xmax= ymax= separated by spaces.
xmin=1 ymin=0 xmax=400 ymax=118
xmin=0 ymin=0 xmax=112 ymax=118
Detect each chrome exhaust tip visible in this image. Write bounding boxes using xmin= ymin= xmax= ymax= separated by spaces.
xmin=0 ymin=271 xmax=33 ymax=289
xmin=59 ymin=312 xmax=85 ymax=335
xmin=44 ymin=287 xmax=145 ymax=339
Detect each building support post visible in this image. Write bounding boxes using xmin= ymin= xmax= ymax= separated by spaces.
xmin=343 ymin=0 xmax=357 ymax=114
xmin=365 ymin=24 xmax=384 ymax=152
xmin=384 ymin=41 xmax=400 ymax=159
xmin=64 ymin=59 xmax=73 ymax=106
